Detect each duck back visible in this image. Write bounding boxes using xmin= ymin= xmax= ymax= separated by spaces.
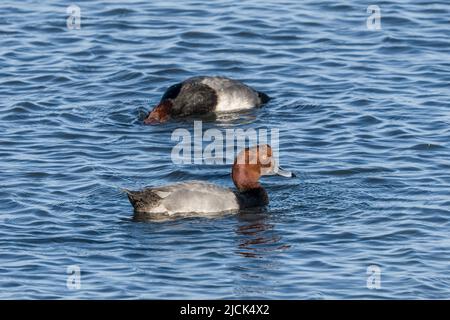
xmin=172 ymin=81 xmax=218 ymax=116
xmin=165 ymin=76 xmax=269 ymax=113
xmin=199 ymin=76 xmax=264 ymax=112
xmin=126 ymin=181 xmax=239 ymax=215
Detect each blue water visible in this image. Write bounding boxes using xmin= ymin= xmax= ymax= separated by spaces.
xmin=1 ymin=0 xmax=450 ymax=299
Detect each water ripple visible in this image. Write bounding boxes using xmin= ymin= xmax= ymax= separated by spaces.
xmin=0 ymin=0 xmax=449 ymax=299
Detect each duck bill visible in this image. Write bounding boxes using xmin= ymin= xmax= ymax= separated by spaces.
xmin=275 ymin=166 xmax=296 ymax=178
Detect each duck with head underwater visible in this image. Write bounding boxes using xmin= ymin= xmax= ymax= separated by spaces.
xmin=143 ymin=76 xmax=270 ymax=124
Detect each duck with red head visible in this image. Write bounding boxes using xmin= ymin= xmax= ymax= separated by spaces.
xmin=232 ymin=144 xmax=295 ymax=208
xmin=143 ymin=76 xmax=270 ymax=125
xmin=124 ymin=144 xmax=295 ymax=217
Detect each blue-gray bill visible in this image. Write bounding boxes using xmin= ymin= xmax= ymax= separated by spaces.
xmin=276 ymin=166 xmax=296 ymax=178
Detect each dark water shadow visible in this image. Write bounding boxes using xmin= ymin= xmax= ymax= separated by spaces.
xmin=235 ymin=208 xmax=291 ymax=258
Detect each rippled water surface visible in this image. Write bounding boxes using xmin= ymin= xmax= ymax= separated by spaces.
xmin=1 ymin=0 xmax=450 ymax=299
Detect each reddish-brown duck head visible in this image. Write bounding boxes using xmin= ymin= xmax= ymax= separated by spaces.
xmin=143 ymin=100 xmax=173 ymax=125
xmin=231 ymin=144 xmax=295 ymax=192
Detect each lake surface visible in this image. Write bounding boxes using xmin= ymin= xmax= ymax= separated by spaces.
xmin=1 ymin=0 xmax=449 ymax=299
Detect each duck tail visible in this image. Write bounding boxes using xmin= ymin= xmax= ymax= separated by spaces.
xmin=120 ymin=188 xmax=131 ymax=194
xmin=257 ymin=91 xmax=271 ymax=105
xmin=119 ymin=188 xmax=139 ymax=206
xmin=125 ymin=191 xmax=140 ymax=207
xmin=122 ymin=188 xmax=162 ymax=212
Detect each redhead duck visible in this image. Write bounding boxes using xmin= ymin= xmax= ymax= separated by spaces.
xmin=143 ymin=76 xmax=270 ymax=124
xmin=125 ymin=145 xmax=294 ymax=215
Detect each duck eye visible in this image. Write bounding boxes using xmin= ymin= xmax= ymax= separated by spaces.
xmin=258 ymin=153 xmax=271 ymax=166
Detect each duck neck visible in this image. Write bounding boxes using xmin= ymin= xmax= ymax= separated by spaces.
xmin=157 ymin=100 xmax=173 ymax=116
xmin=232 ymin=165 xmax=268 ymax=208
xmin=236 ymin=181 xmax=262 ymax=191
xmin=235 ymin=186 xmax=269 ymax=209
